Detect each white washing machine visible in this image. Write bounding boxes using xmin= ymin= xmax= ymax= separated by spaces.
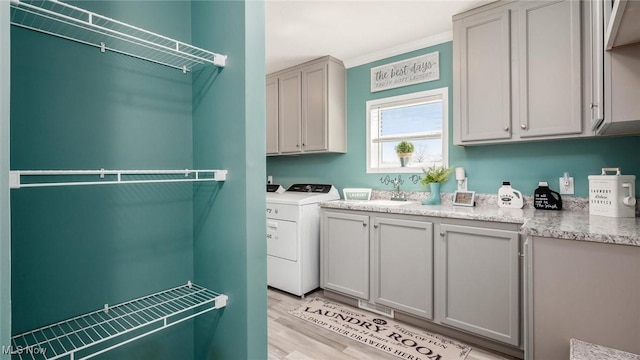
xmin=266 ymin=184 xmax=340 ymax=296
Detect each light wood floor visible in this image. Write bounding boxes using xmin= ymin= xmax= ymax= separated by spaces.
xmin=267 ymin=288 xmax=512 ymax=360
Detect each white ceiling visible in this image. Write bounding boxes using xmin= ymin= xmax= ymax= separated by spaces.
xmin=266 ymin=0 xmax=493 ymax=74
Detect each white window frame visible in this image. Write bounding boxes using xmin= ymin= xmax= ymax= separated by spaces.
xmin=366 ymin=87 xmax=448 ymax=174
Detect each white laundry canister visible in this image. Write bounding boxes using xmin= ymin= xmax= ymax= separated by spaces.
xmin=588 ymin=168 xmax=636 ymax=218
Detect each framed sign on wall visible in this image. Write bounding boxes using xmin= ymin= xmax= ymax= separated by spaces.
xmin=370 ymin=52 xmax=439 ymax=92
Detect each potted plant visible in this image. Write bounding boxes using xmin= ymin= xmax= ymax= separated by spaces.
xmin=395 ymin=141 xmax=414 ymax=167
xmin=420 ymin=164 xmax=453 ymax=205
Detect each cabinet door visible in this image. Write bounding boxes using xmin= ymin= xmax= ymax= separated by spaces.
xmin=301 ymin=62 xmax=328 ymax=152
xmin=518 ymin=0 xmax=582 ymax=137
xmin=266 ymin=76 xmax=279 ymax=155
xmin=530 ymin=237 xmax=640 ymax=359
xmin=437 ymin=224 xmax=519 ymax=346
xmin=278 ymin=70 xmax=302 ymax=153
xmin=373 ymin=217 xmax=433 ymax=319
xmin=589 ymin=0 xmax=604 ymax=130
xmin=456 ymin=7 xmax=512 ymax=142
xmin=321 ymin=211 xmax=370 ymax=300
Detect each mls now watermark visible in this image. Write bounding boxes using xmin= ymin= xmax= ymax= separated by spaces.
xmin=2 ymin=345 xmax=47 ymax=356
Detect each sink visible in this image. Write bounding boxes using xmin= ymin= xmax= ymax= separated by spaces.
xmin=366 ymin=200 xmax=412 ymax=206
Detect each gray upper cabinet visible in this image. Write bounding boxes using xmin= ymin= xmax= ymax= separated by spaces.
xmin=455 ymin=5 xmax=513 ymax=142
xmin=301 ymin=62 xmax=328 ymax=152
xmin=518 ymin=0 xmax=582 ymax=138
xmin=278 ymin=69 xmax=302 ymax=154
xmin=595 ymin=0 xmax=640 ymax=135
xmin=267 ymin=56 xmax=346 ymax=155
xmin=372 ymin=217 xmax=434 ymax=320
xmin=266 ymin=75 xmax=279 ymax=155
xmin=437 ymin=223 xmax=520 ymax=346
xmin=321 ymin=211 xmax=370 ymax=300
xmin=453 ymin=0 xmax=592 ymax=145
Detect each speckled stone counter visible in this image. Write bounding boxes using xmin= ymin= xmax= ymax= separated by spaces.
xmin=570 ymin=339 xmax=640 ymax=360
xmin=319 ymin=200 xmax=640 ymax=247
xmin=320 ymin=200 xmax=534 ymax=224
xmin=519 ymin=210 xmax=640 ymax=246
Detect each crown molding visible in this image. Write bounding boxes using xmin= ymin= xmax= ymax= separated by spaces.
xmin=343 ymin=31 xmax=452 ymax=69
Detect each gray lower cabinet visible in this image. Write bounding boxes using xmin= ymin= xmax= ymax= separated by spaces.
xmin=321 ymin=210 xmax=434 ymax=320
xmin=437 ymin=223 xmax=520 ymax=346
xmin=527 ymin=236 xmax=640 ymax=360
xmin=373 ymin=217 xmax=434 ymax=320
xmin=321 ymin=211 xmax=370 ymax=299
xmin=321 ymin=209 xmax=523 ymax=348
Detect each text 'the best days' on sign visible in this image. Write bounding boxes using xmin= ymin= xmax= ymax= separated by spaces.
xmin=370 ymin=52 xmax=439 ymax=92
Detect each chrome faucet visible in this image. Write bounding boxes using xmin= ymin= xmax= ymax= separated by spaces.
xmin=390 ymin=179 xmax=407 ymax=201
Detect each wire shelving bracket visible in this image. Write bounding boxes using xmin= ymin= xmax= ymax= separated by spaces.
xmin=10 ymin=282 xmax=228 ymax=360
xmin=9 ymin=0 xmax=227 ymax=72
xmin=9 ymin=169 xmax=228 ymax=189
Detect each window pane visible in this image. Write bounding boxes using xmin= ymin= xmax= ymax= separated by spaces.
xmin=366 ymin=88 xmax=448 ymax=173
xmin=381 ymin=142 xmax=399 ymax=165
xmin=411 ymin=139 xmax=443 ymax=165
xmin=381 ymin=139 xmax=443 ymax=167
xmin=380 ymin=101 xmax=442 ymax=136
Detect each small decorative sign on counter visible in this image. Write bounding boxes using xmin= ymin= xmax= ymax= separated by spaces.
xmin=534 ymin=182 xmax=563 ymax=210
xmin=370 ymin=52 xmax=439 ymax=92
xmin=343 ymin=188 xmax=372 ymax=201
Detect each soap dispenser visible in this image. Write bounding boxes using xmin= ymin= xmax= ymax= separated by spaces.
xmin=498 ymin=182 xmax=524 ymax=209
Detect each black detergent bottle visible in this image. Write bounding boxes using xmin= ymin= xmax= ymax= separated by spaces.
xmin=534 ymin=182 xmax=562 ymax=210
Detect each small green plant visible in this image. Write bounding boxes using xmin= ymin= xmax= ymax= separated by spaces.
xmin=395 ymin=141 xmax=414 ymax=154
xmin=420 ymin=164 xmax=453 ymax=185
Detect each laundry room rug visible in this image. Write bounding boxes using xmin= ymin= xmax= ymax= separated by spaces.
xmin=289 ymin=298 xmax=471 ymax=360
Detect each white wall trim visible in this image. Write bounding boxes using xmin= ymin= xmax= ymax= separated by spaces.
xmin=343 ymin=31 xmax=452 ymax=69
xmin=1 ymin=0 xmax=11 ymax=356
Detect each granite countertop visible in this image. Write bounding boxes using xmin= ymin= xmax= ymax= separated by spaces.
xmin=320 ymin=200 xmax=534 ymax=224
xmin=570 ymin=339 xmax=640 ymax=360
xmin=319 ymin=200 xmax=640 ymax=247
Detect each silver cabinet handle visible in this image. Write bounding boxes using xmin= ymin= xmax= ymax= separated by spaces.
xmin=521 ymin=124 xmax=527 ymax=130
xmin=504 ymin=126 xmax=510 ymax=131
xmin=374 ymin=224 xmax=379 ymax=228
xmin=362 ymin=223 xmax=367 ymax=227
xmin=440 ymin=232 xmax=445 ymax=236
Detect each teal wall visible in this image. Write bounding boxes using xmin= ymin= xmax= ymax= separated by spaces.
xmin=1 ymin=1 xmax=10 ymax=358
xmin=266 ymin=42 xmax=640 ymax=198
xmin=192 ymin=1 xmax=267 ymax=359
xmin=10 ymin=2 xmax=196 ymax=359
xmin=6 ymin=1 xmax=266 ymax=359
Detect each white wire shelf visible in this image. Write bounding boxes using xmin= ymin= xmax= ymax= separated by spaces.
xmin=9 ymin=0 xmax=227 ymax=73
xmin=9 ymin=169 xmax=228 ymax=189
xmin=10 ymin=281 xmax=228 ymax=360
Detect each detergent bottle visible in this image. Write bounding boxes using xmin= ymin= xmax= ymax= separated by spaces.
xmin=498 ymin=182 xmax=524 ymax=209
